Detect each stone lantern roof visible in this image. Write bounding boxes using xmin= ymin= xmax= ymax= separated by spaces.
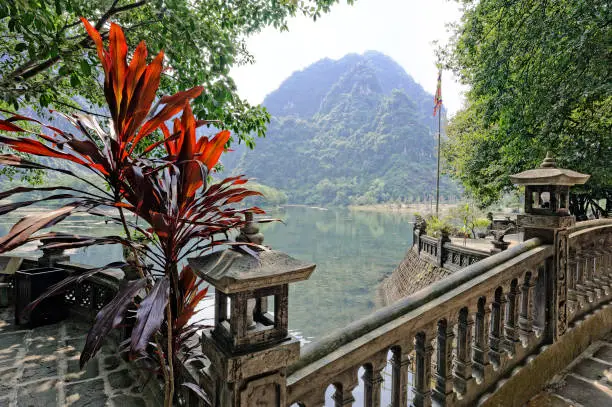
xmin=188 ymin=248 xmax=315 ymax=294
xmin=510 ymin=153 xmax=590 ymax=186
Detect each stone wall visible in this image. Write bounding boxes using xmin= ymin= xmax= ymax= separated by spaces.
xmin=377 ymin=246 xmax=452 ymax=306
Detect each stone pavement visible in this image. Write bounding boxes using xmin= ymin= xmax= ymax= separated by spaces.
xmin=0 ymin=307 xmax=154 ymax=407
xmin=527 ymin=332 xmax=612 ymax=407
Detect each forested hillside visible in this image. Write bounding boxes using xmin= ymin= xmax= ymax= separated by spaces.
xmin=226 ymin=51 xmax=460 ymax=205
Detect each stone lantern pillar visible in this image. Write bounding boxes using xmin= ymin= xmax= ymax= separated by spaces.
xmin=510 ymin=153 xmax=590 ymax=243
xmin=188 ymin=217 xmax=315 ymax=407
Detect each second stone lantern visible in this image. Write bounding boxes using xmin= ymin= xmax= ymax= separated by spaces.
xmin=510 ymin=153 xmax=590 ymax=242
xmin=188 ymin=212 xmax=315 ymax=406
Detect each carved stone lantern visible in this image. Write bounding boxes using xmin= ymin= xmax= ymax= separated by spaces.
xmin=510 ymin=153 xmax=590 ymax=242
xmin=188 ymin=213 xmax=315 ymax=406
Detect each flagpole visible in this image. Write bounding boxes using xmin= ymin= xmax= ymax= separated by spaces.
xmin=436 ymin=107 xmax=441 ymax=217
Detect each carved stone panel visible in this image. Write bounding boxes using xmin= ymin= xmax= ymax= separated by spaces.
xmin=239 ymin=373 xmax=285 ymax=407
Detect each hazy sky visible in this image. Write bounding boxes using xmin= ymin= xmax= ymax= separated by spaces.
xmin=231 ymin=0 xmax=467 ymax=115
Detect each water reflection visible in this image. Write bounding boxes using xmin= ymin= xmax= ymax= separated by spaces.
xmin=264 ymin=207 xmax=414 ymax=339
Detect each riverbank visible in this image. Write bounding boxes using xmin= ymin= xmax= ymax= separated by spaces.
xmin=349 ymin=202 xmax=462 ymax=217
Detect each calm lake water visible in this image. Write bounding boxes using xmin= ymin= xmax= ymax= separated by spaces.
xmin=1 ymin=206 xmax=414 ymax=341
xmin=1 ymin=206 xmax=415 ymax=405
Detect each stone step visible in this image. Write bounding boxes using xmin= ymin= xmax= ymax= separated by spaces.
xmin=527 ymin=337 xmax=612 ymax=407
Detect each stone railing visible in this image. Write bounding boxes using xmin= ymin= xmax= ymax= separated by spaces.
xmin=442 ymin=243 xmax=490 ymax=272
xmin=415 ymin=232 xmax=490 ymax=271
xmin=561 ymin=221 xmax=612 ymax=333
xmin=416 ymin=235 xmax=440 ymax=265
xmin=4 ymin=255 xmax=122 ymax=321
xmin=284 ymin=220 xmax=612 ymax=407
xmin=6 ymin=220 xmax=609 ymax=407
xmin=57 ymin=261 xmax=122 ymax=321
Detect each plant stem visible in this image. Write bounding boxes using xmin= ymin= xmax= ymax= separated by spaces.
xmin=154 ymin=335 xmax=171 ymax=407
xmin=116 ymin=203 xmax=146 ymax=281
xmin=165 ymin=302 xmax=175 ymax=407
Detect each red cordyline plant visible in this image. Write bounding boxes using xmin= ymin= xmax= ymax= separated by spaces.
xmin=0 ymin=19 xmax=264 ymax=406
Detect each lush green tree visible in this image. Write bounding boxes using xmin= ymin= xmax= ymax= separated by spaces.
xmin=0 ymin=0 xmax=353 ymax=146
xmin=443 ymin=0 xmax=611 ymax=217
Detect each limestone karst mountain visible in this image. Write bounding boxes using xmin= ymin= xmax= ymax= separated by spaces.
xmin=226 ymin=51 xmax=460 ymax=205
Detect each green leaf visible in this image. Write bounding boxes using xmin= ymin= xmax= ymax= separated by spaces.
xmin=70 ymin=74 xmax=80 ymax=87
xmin=14 ymin=43 xmax=27 ymax=52
xmin=80 ymin=60 xmax=91 ymax=76
xmin=58 ymin=65 xmax=70 ymax=76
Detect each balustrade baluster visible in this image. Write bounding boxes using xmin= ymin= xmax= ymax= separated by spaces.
xmin=574 ymin=256 xmax=590 ymax=308
xmin=566 ymin=259 xmax=578 ymax=319
xmin=332 ymin=387 xmax=354 ymax=407
xmin=587 ymin=255 xmax=603 ymax=299
xmin=584 ymin=254 xmax=600 ymax=301
xmin=595 ymin=249 xmax=612 ymax=296
xmin=518 ymin=273 xmax=536 ymax=347
xmin=604 ymin=247 xmax=612 ymax=284
xmin=391 ymin=348 xmax=410 ymax=407
xmin=472 ymin=297 xmax=490 ymax=382
xmin=453 ymin=308 xmax=473 ymax=396
xmin=363 ymin=362 xmax=385 ymax=407
xmin=503 ymin=280 xmax=520 ymax=357
xmin=489 ymin=288 xmax=505 ymax=369
xmin=432 ymin=320 xmax=454 ymax=406
xmin=600 ymin=250 xmax=610 ymax=291
xmin=591 ymin=253 xmax=603 ymax=295
xmin=333 ymin=371 xmax=359 ymax=407
xmin=413 ymin=332 xmax=433 ymax=407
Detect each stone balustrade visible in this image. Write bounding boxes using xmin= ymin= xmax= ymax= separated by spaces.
xmin=415 ymin=233 xmax=490 ymax=271
xmin=1 ymin=256 xmax=122 ymax=322
xmin=3 ymin=219 xmax=610 ymax=407
xmin=57 ymin=262 xmax=122 ymax=321
xmin=283 ymin=219 xmax=612 ymax=407
xmin=562 ymin=221 xmax=612 ymax=332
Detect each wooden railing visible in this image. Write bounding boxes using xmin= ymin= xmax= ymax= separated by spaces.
xmin=285 ymin=220 xmax=612 ymax=407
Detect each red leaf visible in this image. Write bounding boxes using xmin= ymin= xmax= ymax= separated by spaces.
xmin=122 ymin=51 xmax=165 ymax=144
xmin=181 ymin=383 xmax=211 ymax=405
xmin=131 ymin=86 xmax=203 ymax=152
xmin=198 ymin=130 xmax=230 ymax=170
xmin=124 ymin=41 xmax=148 ymax=113
xmin=80 ymin=17 xmax=109 ymax=71
xmin=109 ymin=23 xmax=128 ymax=113
xmin=0 ymin=135 xmax=89 ymax=166
xmin=130 ymin=276 xmax=170 ymax=353
xmin=81 ymin=278 xmax=147 ymax=368
xmin=0 ymin=204 xmax=76 ymax=253
xmin=0 ymin=120 xmax=25 ymax=132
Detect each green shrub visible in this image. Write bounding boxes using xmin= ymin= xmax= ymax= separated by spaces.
xmin=425 ymin=216 xmax=453 ymax=237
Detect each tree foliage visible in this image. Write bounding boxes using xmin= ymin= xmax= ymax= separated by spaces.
xmin=0 ymin=0 xmax=352 ymax=146
xmin=443 ymin=0 xmax=611 ymax=214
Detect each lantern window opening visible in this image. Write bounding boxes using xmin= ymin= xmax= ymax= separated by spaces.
xmin=254 ymin=294 xmax=276 ymax=326
xmin=559 ymin=192 xmax=567 ymax=209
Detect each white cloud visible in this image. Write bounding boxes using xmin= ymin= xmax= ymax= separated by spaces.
xmin=231 ymin=0 xmax=467 ymax=116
